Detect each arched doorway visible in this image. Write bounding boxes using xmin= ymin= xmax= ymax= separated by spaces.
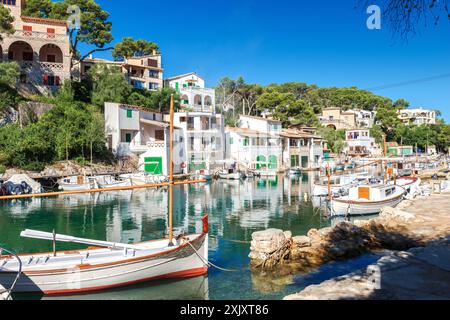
xmin=181 ymin=94 xmax=189 ymax=105
xmin=204 ymin=96 xmax=212 ymax=106
xmin=327 ymin=124 xmax=337 ymax=130
xmin=8 ymin=41 xmax=34 ymax=61
xmin=39 ymin=44 xmax=63 ymax=63
xmin=194 ymin=95 xmax=202 ymax=106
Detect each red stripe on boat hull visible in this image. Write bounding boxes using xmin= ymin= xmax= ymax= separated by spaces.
xmin=41 ymin=267 xmax=208 ymax=295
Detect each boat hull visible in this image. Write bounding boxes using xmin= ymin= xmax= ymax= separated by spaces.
xmin=219 ymin=173 xmax=242 ymax=180
xmin=331 ymin=193 xmax=405 ymax=216
xmin=0 ymin=234 xmax=208 ymax=295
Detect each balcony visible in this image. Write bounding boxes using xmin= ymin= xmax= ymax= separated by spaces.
xmin=180 ymin=104 xmax=214 ymax=113
xmin=18 ymin=61 xmax=64 ymax=73
xmin=13 ymin=30 xmax=68 ymax=43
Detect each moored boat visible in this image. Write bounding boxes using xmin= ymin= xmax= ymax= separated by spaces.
xmin=194 ymin=169 xmax=213 ymax=181
xmin=119 ymin=173 xmax=168 ymax=186
xmin=58 ymin=175 xmax=99 ymax=191
xmin=288 ymin=167 xmax=302 ymax=176
xmin=218 ymin=170 xmax=243 ymax=180
xmin=330 ymin=184 xmax=406 ymax=216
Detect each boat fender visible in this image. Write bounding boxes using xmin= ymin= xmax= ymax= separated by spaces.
xmin=181 ymin=162 xmax=187 ymax=169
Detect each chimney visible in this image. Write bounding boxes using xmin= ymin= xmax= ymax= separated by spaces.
xmin=152 ymin=49 xmax=157 ymax=56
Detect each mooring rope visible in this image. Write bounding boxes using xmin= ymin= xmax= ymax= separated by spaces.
xmin=186 ymin=240 xmax=243 ymax=273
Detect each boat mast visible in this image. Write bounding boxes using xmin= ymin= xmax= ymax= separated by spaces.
xmin=169 ymin=94 xmax=174 ymax=245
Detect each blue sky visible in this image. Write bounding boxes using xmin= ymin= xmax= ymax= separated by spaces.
xmin=88 ymin=0 xmax=450 ymax=122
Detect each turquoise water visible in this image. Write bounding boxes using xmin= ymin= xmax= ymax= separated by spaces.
xmin=0 ymin=173 xmax=382 ymax=300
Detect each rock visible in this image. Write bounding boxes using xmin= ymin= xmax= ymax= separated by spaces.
xmin=292 ymin=236 xmax=311 ymax=248
xmin=380 ymin=207 xmax=415 ymax=222
xmin=307 ymin=228 xmax=319 ymax=238
xmin=284 ymin=231 xmax=292 ymax=240
xmin=250 ymin=229 xmax=286 ymax=254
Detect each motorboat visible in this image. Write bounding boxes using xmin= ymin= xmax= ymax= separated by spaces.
xmin=96 ymin=176 xmax=132 ymax=189
xmin=58 ymin=175 xmax=99 ymax=191
xmin=119 ymin=173 xmax=168 ymax=186
xmin=218 ymin=170 xmax=243 ymax=180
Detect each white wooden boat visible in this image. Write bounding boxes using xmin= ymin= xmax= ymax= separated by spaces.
xmin=331 ymin=184 xmax=406 ymax=216
xmin=394 ymin=176 xmax=421 ymax=191
xmin=119 ymin=173 xmax=168 ymax=186
xmin=0 ymin=217 xmax=209 ymax=295
xmin=218 ymin=170 xmax=243 ymax=180
xmin=58 ymin=176 xmax=99 ymax=191
xmin=255 ymin=170 xmax=277 ymax=177
xmin=96 ymin=176 xmax=132 ymax=189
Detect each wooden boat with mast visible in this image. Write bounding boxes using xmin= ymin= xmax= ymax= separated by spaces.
xmin=0 ymin=96 xmax=209 ymax=295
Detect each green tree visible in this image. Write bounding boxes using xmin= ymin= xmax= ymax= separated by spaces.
xmin=112 ymin=37 xmax=159 ymax=61
xmin=0 ymin=5 xmax=14 ymax=41
xmin=89 ymin=64 xmax=131 ymax=107
xmin=0 ymin=62 xmax=20 ymax=84
xmin=318 ymin=127 xmax=346 ymax=154
xmin=21 ymin=0 xmax=53 ymax=18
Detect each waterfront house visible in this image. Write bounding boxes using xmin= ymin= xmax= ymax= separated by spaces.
xmin=165 ymin=72 xmax=215 ymax=113
xmin=280 ymin=128 xmax=324 ymax=170
xmin=0 ymin=0 xmax=71 ymax=93
xmin=398 ymin=108 xmax=436 ymax=126
xmin=225 ymin=115 xmax=283 ymax=171
xmin=165 ymin=73 xmax=224 ymax=172
xmin=104 ymin=102 xmax=185 ymax=175
xmin=81 ymin=53 xmax=163 ymax=91
xmin=387 ymin=142 xmax=414 ymax=157
xmin=344 ymin=129 xmax=381 ymax=157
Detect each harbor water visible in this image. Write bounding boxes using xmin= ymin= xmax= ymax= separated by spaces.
xmin=0 ymin=173 xmax=382 ymax=300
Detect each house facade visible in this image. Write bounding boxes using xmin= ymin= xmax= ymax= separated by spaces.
xmin=81 ymin=53 xmax=163 ymax=91
xmin=319 ymin=108 xmax=356 ymax=130
xmin=225 ymin=115 xmax=283 ymax=171
xmin=0 ymin=0 xmax=71 ymax=93
xmin=387 ymin=142 xmax=414 ymax=157
xmin=398 ymin=108 xmax=436 ymax=126
xmin=104 ymin=102 xmax=185 ymax=175
xmin=170 ymin=111 xmax=225 ymax=172
xmin=344 ymin=129 xmax=380 ymax=157
xmin=165 ymin=72 xmax=215 ymax=113
xmin=280 ymin=128 xmax=324 ymax=170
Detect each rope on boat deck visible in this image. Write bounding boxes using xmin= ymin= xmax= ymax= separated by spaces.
xmin=186 ymin=241 xmax=242 ymax=273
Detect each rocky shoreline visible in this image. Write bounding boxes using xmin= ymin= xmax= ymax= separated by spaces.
xmin=249 ymin=191 xmax=450 ymax=299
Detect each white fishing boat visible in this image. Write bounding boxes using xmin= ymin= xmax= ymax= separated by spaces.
xmin=96 ymin=176 xmax=132 ymax=189
xmin=394 ymin=176 xmax=421 ymax=191
xmin=58 ymin=175 xmax=99 ymax=191
xmin=330 ymin=184 xmax=406 ymax=216
xmin=218 ymin=170 xmax=243 ymax=180
xmin=119 ymin=173 xmax=168 ymax=186
xmin=0 ymin=220 xmax=209 ymax=294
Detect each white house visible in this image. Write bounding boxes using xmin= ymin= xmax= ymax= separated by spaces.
xmin=225 ymin=115 xmax=283 ymax=171
xmin=398 ymin=108 xmax=436 ymax=126
xmin=165 ymin=72 xmax=215 ymax=113
xmin=104 ymin=102 xmax=185 ymax=175
xmin=280 ymin=128 xmax=324 ymax=170
xmin=169 ymin=111 xmax=225 ymax=173
xmin=344 ymin=129 xmax=380 ymax=157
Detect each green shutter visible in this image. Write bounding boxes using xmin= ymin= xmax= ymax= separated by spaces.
xmin=229 ymin=137 xmax=234 ymax=145
xmin=175 ymin=82 xmax=179 ymax=92
xmin=127 ymin=110 xmax=133 ymax=118
xmin=125 ymin=133 xmax=132 ymax=143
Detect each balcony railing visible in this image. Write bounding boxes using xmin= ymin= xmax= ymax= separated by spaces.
xmin=13 ymin=30 xmax=68 ymax=43
xmin=17 ymin=61 xmax=65 ymax=73
xmin=180 ymin=104 xmax=214 ymax=113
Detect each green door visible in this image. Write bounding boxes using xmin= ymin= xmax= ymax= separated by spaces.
xmin=256 ymin=155 xmax=266 ymax=170
xmin=268 ymin=155 xmax=277 ymax=170
xmin=144 ymin=157 xmax=163 ymax=174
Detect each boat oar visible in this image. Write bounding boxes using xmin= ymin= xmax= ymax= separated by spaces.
xmin=20 ymin=229 xmax=146 ymax=251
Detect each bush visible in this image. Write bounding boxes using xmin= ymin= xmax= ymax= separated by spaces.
xmin=0 ymin=164 xmax=6 ymax=174
xmin=21 ymin=162 xmax=46 ymax=172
